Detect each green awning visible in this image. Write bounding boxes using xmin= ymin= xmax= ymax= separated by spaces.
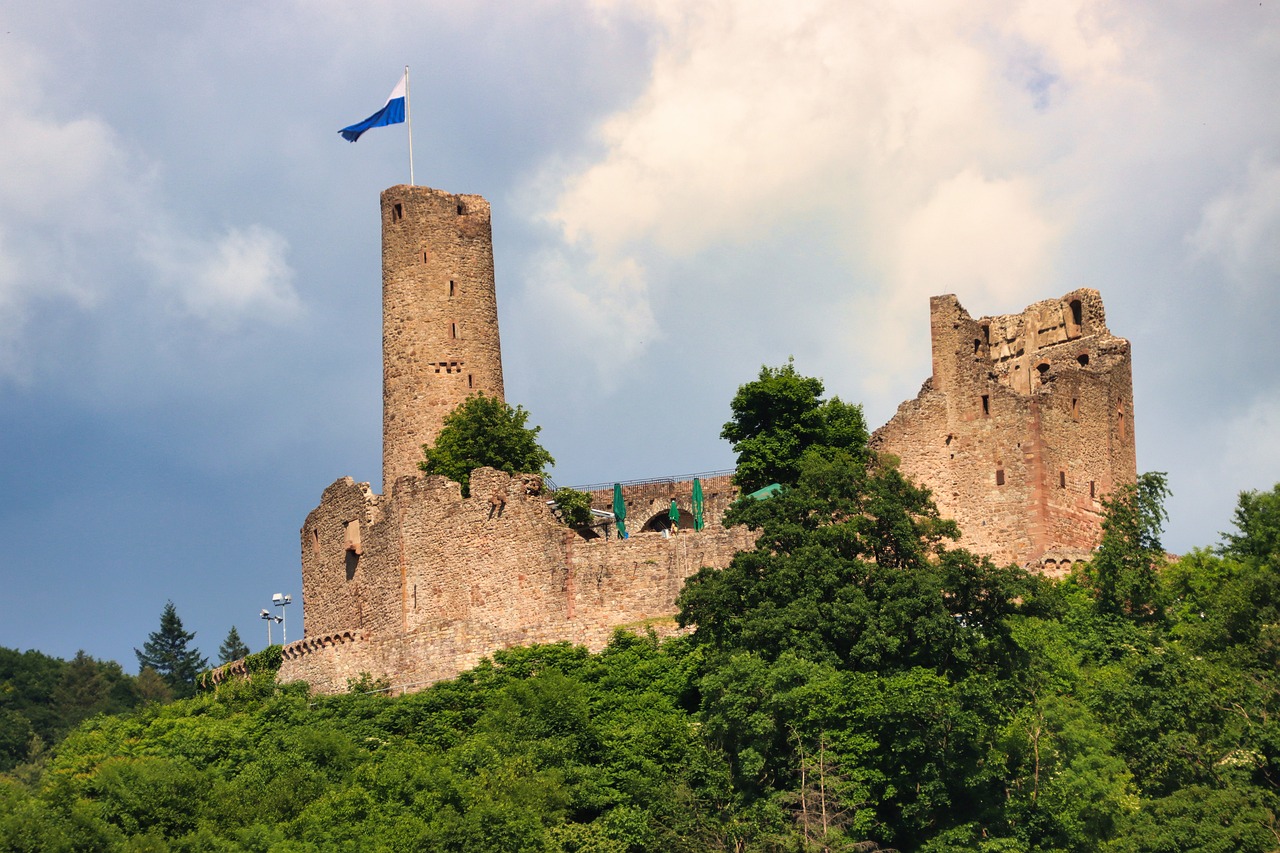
xmin=746 ymin=483 xmax=783 ymax=501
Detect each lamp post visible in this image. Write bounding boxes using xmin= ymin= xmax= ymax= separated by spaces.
xmin=260 ymin=609 xmax=282 ymax=645
xmin=272 ymin=593 xmax=293 ymax=645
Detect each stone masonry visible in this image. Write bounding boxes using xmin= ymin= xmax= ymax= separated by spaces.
xmin=871 ymin=290 xmax=1137 ymax=573
xmin=381 ymin=185 xmax=504 ymax=487
xmin=250 ymin=186 xmax=1140 ymax=695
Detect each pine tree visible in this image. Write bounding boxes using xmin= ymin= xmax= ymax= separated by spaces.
xmin=135 ymin=601 xmax=208 ymax=698
xmin=218 ymin=625 xmax=250 ymax=664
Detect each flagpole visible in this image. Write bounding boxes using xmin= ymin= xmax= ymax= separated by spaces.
xmin=404 ymin=65 xmax=415 ymax=186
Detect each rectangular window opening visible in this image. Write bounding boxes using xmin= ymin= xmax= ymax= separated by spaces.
xmin=468 ymin=374 xmax=474 ymax=388
xmin=392 ymin=203 xmax=403 ymax=221
xmin=422 ymin=251 xmax=428 ymax=263
xmin=1059 ymin=471 xmax=1066 ymax=489
xmin=981 ymin=395 xmax=990 ymax=417
xmin=1090 ymin=480 xmax=1096 ymax=499
xmin=450 ymin=322 xmax=458 ymax=339
xmin=448 ymin=280 xmax=455 ymax=298
xmin=995 ymin=469 xmax=1005 ymax=486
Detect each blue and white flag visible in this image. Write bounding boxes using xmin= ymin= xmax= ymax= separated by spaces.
xmin=339 ymin=73 xmax=407 ymax=142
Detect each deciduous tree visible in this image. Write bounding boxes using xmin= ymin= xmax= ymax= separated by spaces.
xmin=419 ymin=393 xmax=554 ymax=497
xmin=1087 ymin=472 xmax=1171 ymax=621
xmin=721 ymin=359 xmax=868 ymax=493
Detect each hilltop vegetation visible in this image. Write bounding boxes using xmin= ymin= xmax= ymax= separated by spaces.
xmin=4 ymin=366 xmax=1280 ymax=851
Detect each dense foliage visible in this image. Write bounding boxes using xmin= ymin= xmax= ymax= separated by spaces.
xmin=722 ymin=359 xmax=869 ymax=492
xmin=419 ymin=392 xmax=555 ymax=497
xmin=0 ymin=649 xmax=153 ymax=775
xmin=7 ymin=367 xmax=1280 ymax=851
xmin=553 ymin=487 xmax=596 ymax=529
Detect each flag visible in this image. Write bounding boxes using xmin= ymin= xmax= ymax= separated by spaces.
xmin=338 ymin=73 xmax=407 ymax=142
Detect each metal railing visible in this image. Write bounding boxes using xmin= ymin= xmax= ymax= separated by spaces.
xmin=562 ymin=468 xmax=735 ymax=494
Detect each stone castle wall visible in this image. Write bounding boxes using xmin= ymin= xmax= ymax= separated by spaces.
xmin=381 ymin=185 xmax=504 ymax=487
xmin=285 ymin=469 xmax=752 ymax=693
xmin=871 ymin=289 xmax=1136 ymax=571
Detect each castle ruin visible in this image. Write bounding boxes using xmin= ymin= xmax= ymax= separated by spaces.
xmin=255 ymin=185 xmax=1136 ymax=694
xmin=871 ymin=291 xmax=1136 ymax=573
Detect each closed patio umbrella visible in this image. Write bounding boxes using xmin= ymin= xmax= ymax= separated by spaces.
xmin=692 ymin=478 xmax=705 ymax=531
xmin=613 ymin=483 xmax=627 ymax=539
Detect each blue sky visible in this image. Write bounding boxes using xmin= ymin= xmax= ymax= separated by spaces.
xmin=2 ymin=1 xmax=1278 ymax=668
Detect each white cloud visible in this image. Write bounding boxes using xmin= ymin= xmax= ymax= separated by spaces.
xmin=0 ymin=34 xmax=299 ymax=380
xmin=1189 ymin=156 xmax=1280 ymax=292
xmin=534 ymin=0 xmax=1136 ymax=376
xmin=1220 ymin=394 xmax=1280 ymax=489
xmin=523 ymin=246 xmax=659 ymax=370
xmin=140 ymin=225 xmax=299 ymax=328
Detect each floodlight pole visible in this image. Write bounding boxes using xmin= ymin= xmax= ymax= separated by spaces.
xmin=273 ymin=594 xmax=293 ymax=645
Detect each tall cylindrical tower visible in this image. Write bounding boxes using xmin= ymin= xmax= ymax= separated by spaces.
xmin=381 ymin=185 xmax=505 ymax=489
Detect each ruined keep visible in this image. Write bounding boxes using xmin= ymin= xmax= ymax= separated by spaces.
xmin=234 ymin=186 xmax=1136 ymax=695
xmin=871 ymin=290 xmax=1137 ymax=572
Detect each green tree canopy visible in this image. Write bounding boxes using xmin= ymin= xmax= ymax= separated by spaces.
xmin=419 ymin=393 xmax=555 ymax=497
xmin=134 ymin=602 xmax=207 ymax=699
xmin=1220 ymin=483 xmax=1280 ymax=564
xmin=721 ymin=359 xmax=868 ymax=492
xmin=217 ymin=626 xmax=250 ymax=665
xmin=1086 ymin=472 xmax=1171 ymax=621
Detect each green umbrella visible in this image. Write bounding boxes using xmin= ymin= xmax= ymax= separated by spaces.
xmin=747 ymin=482 xmax=783 ymax=501
xmin=613 ymin=483 xmax=627 ymax=539
xmin=669 ymin=499 xmax=680 ymax=533
xmin=692 ymin=478 xmax=705 ymax=531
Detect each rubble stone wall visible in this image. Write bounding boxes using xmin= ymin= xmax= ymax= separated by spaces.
xmin=381 ymin=185 xmax=504 ymax=488
xmin=290 ymin=468 xmax=751 ymax=693
xmin=871 ymin=289 xmax=1136 ymax=569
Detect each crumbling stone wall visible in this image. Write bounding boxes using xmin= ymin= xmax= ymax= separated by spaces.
xmin=871 ymin=289 xmax=1136 ymax=568
xmin=381 ymin=185 xmax=504 ymax=487
xmin=288 ymin=468 xmax=753 ymax=693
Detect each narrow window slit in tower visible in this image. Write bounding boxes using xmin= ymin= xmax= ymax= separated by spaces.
xmin=392 ymin=203 xmax=403 ymax=221
xmin=468 ymin=374 xmax=473 ymax=388
xmin=996 ymin=469 xmax=1005 ymax=486
xmin=981 ymin=395 xmax=990 ymax=417
xmin=451 ymin=323 xmax=458 ymax=339
xmin=448 ymin=280 xmax=455 ymax=298
xmin=422 ymin=251 xmax=428 ymax=263
xmin=1072 ymin=398 xmax=1079 ymax=420
xmin=1090 ymin=481 xmax=1096 ymax=499
xmin=1059 ymin=471 xmax=1066 ymax=489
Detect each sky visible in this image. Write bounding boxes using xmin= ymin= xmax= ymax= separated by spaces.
xmin=1 ymin=1 xmax=1278 ymax=669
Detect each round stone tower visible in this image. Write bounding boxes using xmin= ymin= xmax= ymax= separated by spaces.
xmin=381 ymin=185 xmax=505 ymax=489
